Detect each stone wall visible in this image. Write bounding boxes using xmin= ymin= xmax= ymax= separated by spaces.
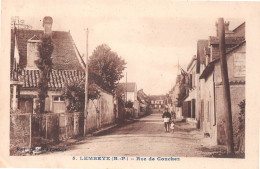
xmin=215 ymin=85 xmax=245 ymax=148
xmin=10 ymin=112 xmax=84 ymax=155
xmin=100 ymin=91 xmax=115 ymax=127
xmin=10 ymin=113 xmax=31 ymax=155
xmin=86 ymin=90 xmax=115 ymax=132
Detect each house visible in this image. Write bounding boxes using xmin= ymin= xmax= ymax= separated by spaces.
xmin=172 ymin=70 xmax=190 ymax=120
xmin=137 ymin=89 xmax=150 ymax=116
xmin=180 ymin=40 xmax=209 ymax=126
xmin=119 ymin=82 xmax=137 ymax=102
xmin=165 ymin=91 xmax=174 ymax=115
xmin=199 ymin=22 xmax=245 ymax=146
xmin=11 ymin=16 xmax=85 ymax=114
xmin=182 ymin=55 xmax=198 ymax=123
xmin=10 ymin=16 xmax=117 ymax=137
xmin=149 ymin=95 xmax=166 ymax=110
xmin=119 ymin=82 xmax=139 ymax=117
xmin=200 ymin=40 xmax=245 ymax=145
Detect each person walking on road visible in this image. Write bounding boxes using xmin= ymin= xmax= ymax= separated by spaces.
xmin=162 ymin=109 xmax=171 ymax=132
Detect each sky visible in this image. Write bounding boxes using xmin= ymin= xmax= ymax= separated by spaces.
xmin=19 ymin=13 xmax=244 ymax=95
xmin=22 ymin=16 xmax=244 ymax=95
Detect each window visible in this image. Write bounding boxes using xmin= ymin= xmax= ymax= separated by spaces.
xmin=53 ymin=96 xmax=65 ymax=102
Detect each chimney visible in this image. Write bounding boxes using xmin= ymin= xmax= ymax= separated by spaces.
xmin=216 ymin=21 xmax=230 ymax=36
xmin=43 ymin=16 xmax=53 ymax=37
xmin=215 ymin=22 xmax=218 ymax=36
xmin=224 ymin=21 xmax=230 ymax=31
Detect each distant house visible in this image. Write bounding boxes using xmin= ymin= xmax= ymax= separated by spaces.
xmin=172 ymin=73 xmax=189 ymax=120
xmin=137 ymin=89 xmax=150 ymax=116
xmin=149 ymin=95 xmax=165 ymax=109
xmin=10 ymin=16 xmax=86 ymax=114
xmin=119 ymin=82 xmax=139 ymax=117
xmin=182 ymin=55 xmax=197 ymax=121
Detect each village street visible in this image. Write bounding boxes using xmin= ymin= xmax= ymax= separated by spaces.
xmin=44 ymin=110 xmax=226 ymax=157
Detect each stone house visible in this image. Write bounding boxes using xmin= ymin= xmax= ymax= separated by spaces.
xmin=199 ymin=22 xmax=245 ymax=146
xmin=200 ymin=40 xmax=246 ymax=145
xmin=10 ymin=16 xmax=116 ymax=121
xmin=10 ymin=16 xmax=86 ymax=114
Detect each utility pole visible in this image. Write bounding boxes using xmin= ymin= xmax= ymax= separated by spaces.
xmin=178 ymin=57 xmax=179 ymax=75
xmin=125 ymin=72 xmax=127 ymax=102
xmin=218 ymin=18 xmax=234 ymax=155
xmin=84 ymin=28 xmax=89 ymax=136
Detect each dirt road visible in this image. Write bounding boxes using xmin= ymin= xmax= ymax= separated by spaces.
xmin=44 ymin=111 xmax=226 ymax=157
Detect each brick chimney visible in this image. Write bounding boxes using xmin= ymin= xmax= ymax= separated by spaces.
xmin=224 ymin=21 xmax=230 ymax=31
xmin=43 ymin=16 xmax=53 ymax=37
xmin=215 ymin=21 xmax=231 ymax=37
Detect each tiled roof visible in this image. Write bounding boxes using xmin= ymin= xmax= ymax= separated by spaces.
xmin=199 ymin=60 xmax=215 ymax=79
xmin=149 ymin=95 xmax=166 ymax=100
xmin=232 ymin=22 xmax=245 ymax=37
xmin=209 ymin=36 xmax=245 ymax=45
xmin=18 ymin=69 xmax=103 ymax=90
xmin=11 ymin=29 xmax=84 ymax=71
xmin=18 ymin=69 xmax=85 ymax=89
xmin=119 ymin=82 xmax=136 ymax=92
xmin=137 ymin=89 xmax=149 ymax=101
xmin=210 ymin=36 xmax=245 ymax=61
xmin=200 ymin=41 xmax=246 ymax=80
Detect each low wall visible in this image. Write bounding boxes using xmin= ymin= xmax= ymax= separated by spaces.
xmin=10 ymin=112 xmax=84 ymax=154
xmin=100 ymin=92 xmax=115 ymax=127
xmin=10 ymin=91 xmax=115 ymax=155
xmin=86 ymin=91 xmax=115 ymax=132
xmin=10 ymin=114 xmax=31 ymax=155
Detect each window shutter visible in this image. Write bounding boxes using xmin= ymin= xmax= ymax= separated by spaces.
xmin=189 ymin=74 xmax=192 ymax=88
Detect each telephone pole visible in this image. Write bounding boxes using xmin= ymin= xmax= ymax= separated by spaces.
xmin=218 ymin=18 xmax=234 ymax=155
xmin=125 ymin=72 xmax=127 ymax=102
xmin=84 ymin=28 xmax=89 ymax=136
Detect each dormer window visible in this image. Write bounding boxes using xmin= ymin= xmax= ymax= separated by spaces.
xmin=26 ymin=35 xmax=40 ymax=69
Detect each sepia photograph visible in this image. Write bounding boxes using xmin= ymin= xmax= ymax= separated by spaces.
xmin=1 ymin=1 xmax=259 ymax=169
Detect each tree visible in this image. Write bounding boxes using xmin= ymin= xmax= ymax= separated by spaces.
xmin=125 ymin=100 xmax=134 ymax=108
xmin=35 ymin=36 xmax=54 ymax=113
xmin=62 ymin=78 xmax=101 ymax=113
xmin=89 ymin=44 xmax=126 ymax=94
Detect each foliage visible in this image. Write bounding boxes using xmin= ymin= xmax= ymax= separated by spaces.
xmin=234 ymin=99 xmax=245 ymax=154
xmin=125 ymin=100 xmax=134 ymax=108
xmin=10 ymin=108 xmax=23 ymax=114
xmin=62 ymin=79 xmax=101 ymax=113
xmin=114 ymin=84 xmax=125 ymax=100
xmin=89 ymin=44 xmax=126 ymax=94
xmin=176 ymin=74 xmax=188 ymax=107
xmin=238 ymin=99 xmax=245 ymax=131
xmin=35 ymin=36 xmax=54 ymax=113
